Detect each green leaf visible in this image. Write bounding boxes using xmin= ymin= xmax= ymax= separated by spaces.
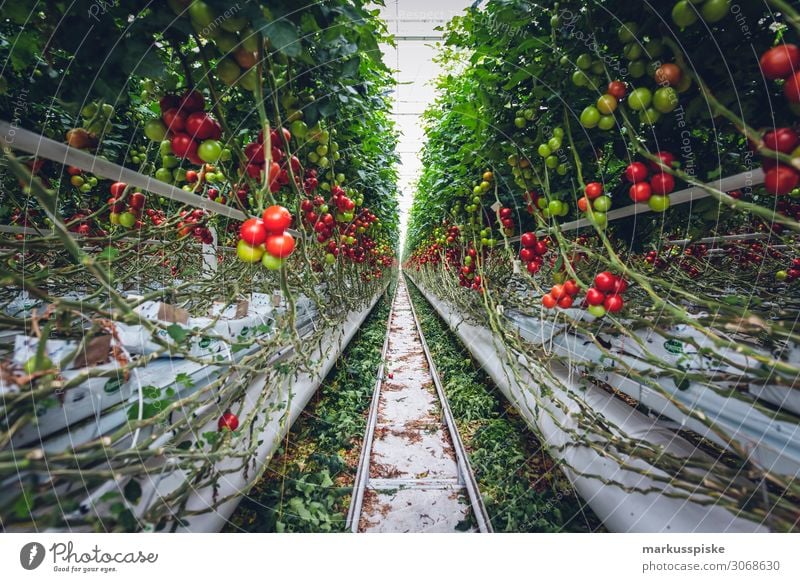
xmin=166 ymin=324 xmax=187 ymax=343
xmin=261 ymin=19 xmax=302 ymax=58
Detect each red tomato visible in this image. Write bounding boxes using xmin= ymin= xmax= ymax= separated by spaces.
xmin=162 ymin=108 xmax=186 ymax=132
xmin=612 ymin=277 xmax=628 ymax=294
xmin=557 ymin=295 xmax=574 ymax=309
xmin=520 ymin=248 xmax=535 ymax=262
xmin=533 ymin=240 xmax=548 ymax=256
xmin=129 ymin=192 xmax=146 ymax=210
xmin=218 ymin=411 xmax=239 ymax=432
xmin=244 ymin=142 xmax=265 ymax=165
xmin=594 ymin=271 xmax=617 ymax=292
xmin=542 ymin=293 xmax=557 ymax=309
xmin=648 ymin=151 xmax=675 ymax=172
xmin=67 ymin=166 xmax=82 ymax=176
xmin=160 ymin=94 xmax=180 ymax=113
xmin=577 ymin=196 xmax=590 ymax=212
xmin=585 ymin=182 xmax=603 ymax=199
xmin=185 ymin=170 xmax=198 ymax=183
xmin=171 ymin=133 xmax=197 ymax=158
xmin=181 ymin=89 xmax=205 ymax=113
xmin=262 ymin=205 xmax=292 ymax=234
xmin=551 ymin=284 xmax=565 ymax=300
xmin=586 ymin=287 xmax=606 ymax=306
xmin=185 ymin=112 xmax=216 ymax=140
xmin=266 ymin=233 xmax=296 ymax=259
xmin=625 ymin=162 xmax=649 ymax=183
xmin=759 ymin=44 xmax=800 ymax=80
xmin=604 ymin=294 xmax=624 ymax=313
xmin=650 ymin=173 xmax=675 ymax=195
xmin=564 ymin=280 xmax=579 ymax=296
xmin=607 ymin=81 xmax=627 ymax=99
xmin=764 ymin=165 xmax=800 ymax=195
xmin=240 ymin=218 xmax=268 ymax=246
xmin=109 ymin=182 xmax=127 ymax=197
xmin=763 ymin=127 xmax=799 ymax=153
xmin=783 ymin=71 xmax=800 ymax=102
xmin=629 ymin=182 xmax=652 ymax=202
xmin=526 ymin=260 xmax=541 ymax=274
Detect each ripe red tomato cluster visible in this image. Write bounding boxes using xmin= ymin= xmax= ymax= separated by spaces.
xmin=107 ymin=182 xmax=146 ymax=229
xmin=458 ymin=246 xmax=483 ymax=291
xmin=759 ymin=127 xmax=800 ymax=195
xmin=542 ymin=279 xmax=580 ymax=309
xmin=159 ymin=90 xmax=224 ymax=165
xmin=65 ymin=210 xmax=105 ymax=237
xmin=445 ymin=224 xmax=461 ymax=244
xmin=577 ymin=181 xmax=612 ymax=215
xmin=519 ymin=231 xmax=549 ymax=274
xmin=759 ymin=44 xmax=800 ymax=103
xmin=242 ymin=127 xmax=298 ymax=194
xmin=236 ymin=205 xmax=295 ymax=270
xmin=497 ymin=206 xmax=514 ymax=234
xmin=177 ymin=208 xmax=213 ymax=244
xmin=585 ymin=271 xmax=628 ymax=318
xmin=625 ymin=151 xmax=676 ymax=212
xmin=218 ymin=411 xmax=239 ymax=432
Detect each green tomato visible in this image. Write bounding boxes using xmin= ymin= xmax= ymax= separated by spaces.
xmin=571 ymin=70 xmax=589 ymax=87
xmin=545 ymin=155 xmax=559 ymax=169
xmin=237 ymin=240 xmax=264 ymax=263
xmin=159 ymin=140 xmax=172 ymax=156
xmin=537 ymin=197 xmax=548 ymax=209
xmin=618 ymin=22 xmax=638 ymax=43
xmin=553 ymin=127 xmax=565 ymax=138
xmin=628 ymin=87 xmax=653 ymax=111
xmin=318 ymin=156 xmax=330 ymax=168
xmin=548 ymin=200 xmax=563 ymax=215
xmin=640 ymin=107 xmax=662 ymax=125
xmin=576 ymin=53 xmax=593 ymax=70
xmin=557 ymin=163 xmax=568 ymax=176
xmin=514 ymin=117 xmax=526 ymax=128
xmin=81 ymin=103 xmax=98 ymax=118
xmin=217 ymin=58 xmax=241 ymax=86
xmin=580 ymin=106 xmax=601 ymax=128
xmin=587 ymin=304 xmax=607 ymax=318
xmin=238 ymin=68 xmax=257 ymax=92
xmin=155 ymin=167 xmax=173 ymax=183
xmin=547 ymin=137 xmax=562 ymax=150
xmin=672 ymin=0 xmax=699 ymax=27
xmin=537 ymin=144 xmax=551 ymax=157
xmin=648 ymin=194 xmax=671 ymax=212
xmin=701 ymin=0 xmax=729 ymax=23
xmin=144 ymin=119 xmax=167 ymax=141
xmin=623 ymin=43 xmax=642 ymax=61
xmin=162 ymin=155 xmax=179 ymax=169
xmin=119 ymin=211 xmax=136 ymax=228
xmin=101 ymin=104 xmax=114 ymax=118
xmin=628 ymin=60 xmax=647 ymax=78
xmin=325 ymin=253 xmax=336 ymax=265
xmin=645 ymin=39 xmax=665 ymax=58
xmin=189 ymin=0 xmax=216 ymax=29
xmin=290 ymin=120 xmax=309 ymax=139
xmin=23 ymin=354 xmax=54 ymax=375
xmin=173 ymin=168 xmax=187 ymax=182
xmin=776 ymin=270 xmax=788 ymax=281
xmin=198 ymin=140 xmax=222 ymax=163
xmin=590 ymin=210 xmax=608 ymax=228
xmin=80 ymin=183 xmax=93 ymax=192
xmin=261 ymin=252 xmax=284 ymax=270
xmin=653 ymin=87 xmax=679 ymax=113
xmin=593 ymin=195 xmax=612 ymax=212
xmin=220 ymin=148 xmax=231 ymax=162
xmin=523 ymin=108 xmax=535 ymax=120
xmin=598 ymin=115 xmax=616 ymax=131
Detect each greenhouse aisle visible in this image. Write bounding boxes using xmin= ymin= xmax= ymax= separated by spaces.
xmin=354 ymin=279 xmax=477 ymax=533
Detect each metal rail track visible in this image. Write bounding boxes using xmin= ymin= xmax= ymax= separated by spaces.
xmin=346 ymin=279 xmax=492 ymax=533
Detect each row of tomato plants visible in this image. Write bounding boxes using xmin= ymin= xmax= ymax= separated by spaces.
xmin=404 ymin=0 xmax=799 ymax=530
xmin=0 ymin=0 xmax=400 ymax=530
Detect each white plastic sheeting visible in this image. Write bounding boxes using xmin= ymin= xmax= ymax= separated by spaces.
xmin=408 ymin=276 xmax=767 ymax=533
